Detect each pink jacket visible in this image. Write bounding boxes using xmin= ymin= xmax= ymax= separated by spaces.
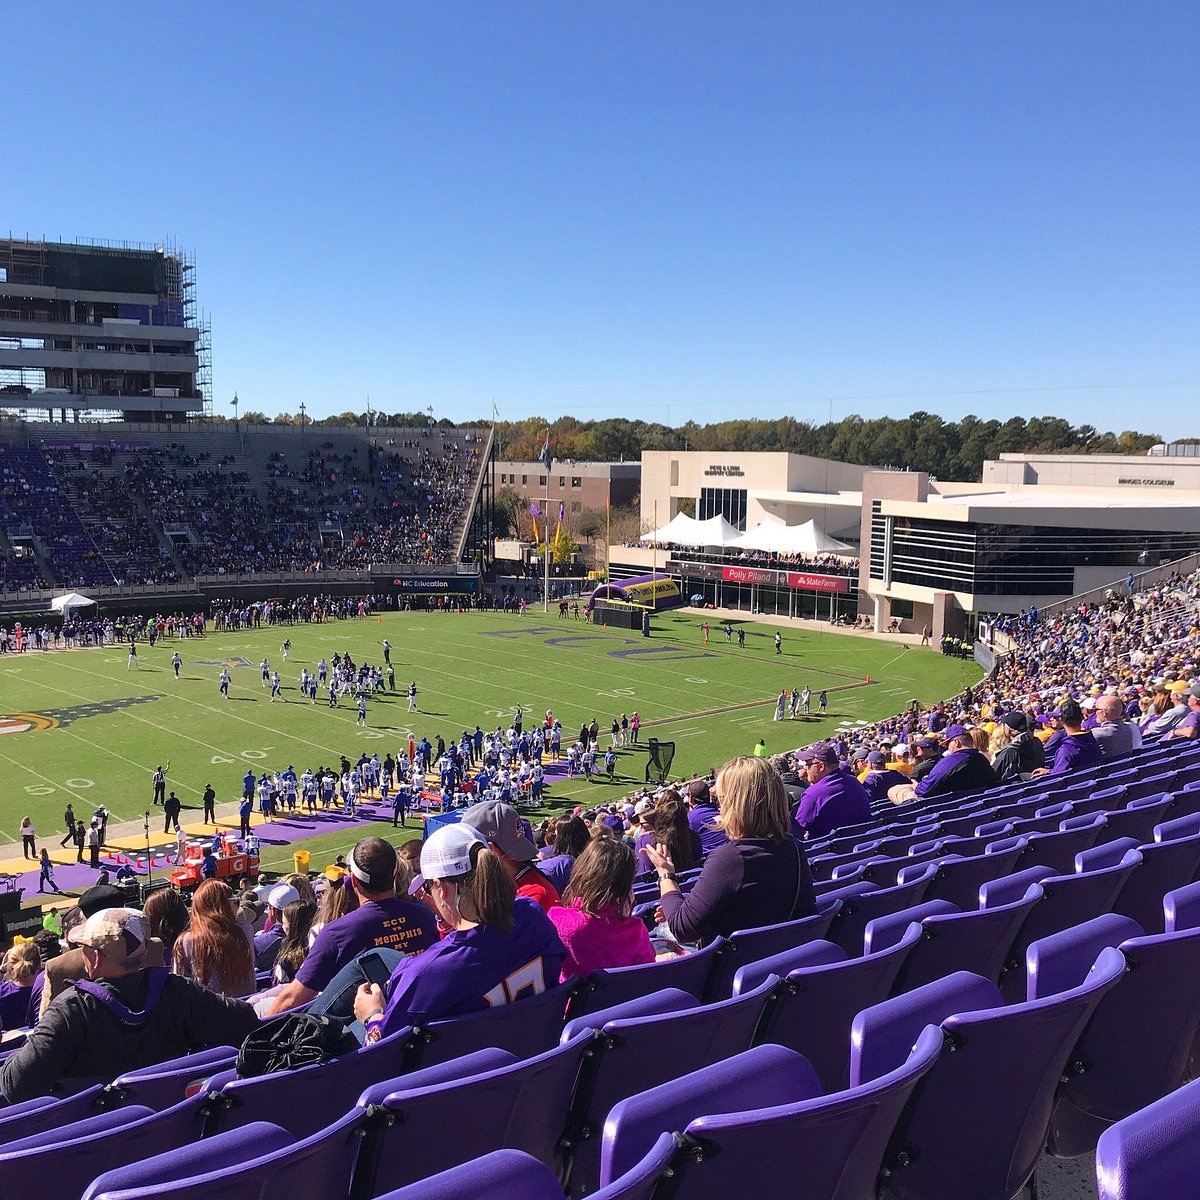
xmin=548 ymin=899 xmax=655 ymax=982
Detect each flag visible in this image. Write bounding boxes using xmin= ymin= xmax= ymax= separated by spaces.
xmin=558 ymin=501 xmax=565 ymax=523
xmin=529 ymin=502 xmax=542 ymax=516
xmin=539 ymin=433 xmax=552 ymax=472
xmin=532 ymin=515 xmax=540 ymax=543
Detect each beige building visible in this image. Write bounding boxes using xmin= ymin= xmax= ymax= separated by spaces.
xmin=496 ymin=460 xmax=640 ymax=520
xmin=862 ymin=453 xmax=1200 ymax=640
xmin=639 ymin=450 xmax=866 ymax=540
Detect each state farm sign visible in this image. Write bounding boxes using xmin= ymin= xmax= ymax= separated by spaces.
xmin=721 ymin=565 xmax=777 ymax=586
xmin=785 ymin=572 xmax=850 ymax=593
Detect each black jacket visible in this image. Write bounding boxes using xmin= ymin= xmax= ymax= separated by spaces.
xmin=991 ymin=732 xmax=1046 ymax=782
xmin=0 ymin=968 xmax=259 ymax=1104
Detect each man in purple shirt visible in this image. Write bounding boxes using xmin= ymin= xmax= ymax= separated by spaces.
xmin=792 ymin=744 xmax=871 ymax=838
xmin=912 ymin=726 xmax=996 ymax=798
xmin=685 ymin=779 xmax=727 ymax=855
xmin=261 ymin=837 xmax=437 ymax=1016
xmin=1049 ymin=700 xmax=1102 ymax=774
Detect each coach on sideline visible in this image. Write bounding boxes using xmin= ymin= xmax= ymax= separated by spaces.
xmin=1 ymin=908 xmax=259 ymax=1104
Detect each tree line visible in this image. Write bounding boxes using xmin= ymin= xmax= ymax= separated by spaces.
xmin=205 ymin=409 xmax=1167 ymax=483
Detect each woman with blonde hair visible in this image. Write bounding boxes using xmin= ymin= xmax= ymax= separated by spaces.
xmin=173 ymin=879 xmax=255 ymax=998
xmin=353 ymin=824 xmax=564 ymax=1042
xmin=0 ymin=942 xmax=41 ymax=1031
xmin=645 ymin=756 xmax=815 ymax=946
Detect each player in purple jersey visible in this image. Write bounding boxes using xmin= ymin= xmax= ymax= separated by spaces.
xmin=354 ymin=824 xmax=565 ymax=1042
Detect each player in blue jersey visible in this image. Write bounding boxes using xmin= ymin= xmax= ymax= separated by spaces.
xmin=219 ymin=667 xmax=230 ymax=698
xmin=171 ymin=651 xmax=182 ymax=678
xmin=270 ymin=671 xmax=283 ymax=702
xmin=260 ymin=658 xmax=270 ymax=688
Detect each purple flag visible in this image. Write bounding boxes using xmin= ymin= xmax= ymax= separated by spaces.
xmin=529 ymin=502 xmax=542 ymax=516
xmin=558 ymin=502 xmax=565 ymax=523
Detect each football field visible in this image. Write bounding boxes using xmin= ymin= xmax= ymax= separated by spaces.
xmin=0 ymin=610 xmax=980 ymax=846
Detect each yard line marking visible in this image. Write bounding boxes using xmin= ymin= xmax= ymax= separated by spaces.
xmin=0 ymin=747 xmax=94 ymax=806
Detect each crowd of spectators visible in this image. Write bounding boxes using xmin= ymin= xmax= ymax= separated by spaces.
xmin=0 ymin=430 xmax=483 ymax=594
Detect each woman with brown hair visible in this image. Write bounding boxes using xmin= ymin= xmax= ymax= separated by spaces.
xmin=173 ymin=879 xmax=255 ymax=998
xmin=353 ymin=824 xmax=564 ymax=1042
xmin=548 ymin=837 xmax=654 ymax=981
xmin=635 ymin=793 xmax=698 ymax=878
xmin=142 ymin=888 xmax=191 ymax=964
xmin=271 ymin=899 xmax=317 ymax=985
xmin=538 ymin=814 xmax=591 ymax=893
xmin=308 ymin=875 xmax=360 ymax=946
xmin=645 ymin=756 xmax=815 ymax=946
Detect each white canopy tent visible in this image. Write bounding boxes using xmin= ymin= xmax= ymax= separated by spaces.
xmin=50 ymin=592 xmax=97 ymax=617
xmin=640 ymin=512 xmax=741 ymax=548
xmin=729 ymin=518 xmax=855 ymax=557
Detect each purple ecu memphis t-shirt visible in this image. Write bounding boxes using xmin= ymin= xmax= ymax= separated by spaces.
xmin=297 ymin=896 xmax=438 ymax=992
xmin=373 ymin=898 xmax=566 ymax=1038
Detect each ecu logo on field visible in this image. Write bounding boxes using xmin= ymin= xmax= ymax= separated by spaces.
xmin=0 ymin=695 xmax=159 ymax=734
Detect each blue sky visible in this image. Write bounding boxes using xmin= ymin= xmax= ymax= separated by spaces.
xmin=5 ymin=3 xmax=1197 ymax=438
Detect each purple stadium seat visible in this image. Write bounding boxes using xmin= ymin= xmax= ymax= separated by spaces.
xmin=559 ymin=977 xmax=777 ymax=1197
xmin=409 ymin=978 xmax=577 ymax=1069
xmin=1015 ymin=813 xmax=1109 ymax=875
xmin=1163 ymin=879 xmax=1200 ymax=932
xmin=2 ymin=1097 xmax=206 ymax=1199
xmin=370 ymin=1148 xmax=568 ymax=1200
xmin=986 ymin=852 xmax=1143 ymax=1002
xmin=703 ymin=901 xmax=842 ymax=1001
xmin=1026 ymin=915 xmax=1200 ymax=1156
xmin=353 ymin=1033 xmax=594 ymax=1194
xmin=0 ymin=1084 xmax=107 ymax=1143
xmin=1095 ymin=1077 xmax=1200 ymax=1200
xmin=896 ymin=844 xmax=1025 ymax=910
xmin=826 ymin=866 xmax=937 ymax=955
xmin=105 ymin=1045 xmax=238 ymax=1111
xmin=198 ymin=1025 xmax=417 ymax=1137
xmin=565 ymin=939 xmax=724 ymax=1021
xmin=596 ymin=1029 xmax=942 ymax=1200
xmin=742 ymin=923 xmax=923 ymax=1091
xmin=1100 ymin=795 xmax=1176 ymax=845
xmin=83 ymin=1112 xmax=362 ymax=1200
xmin=868 ymin=888 xmax=1041 ymax=990
xmin=856 ymin=951 xmax=1125 ymax=1200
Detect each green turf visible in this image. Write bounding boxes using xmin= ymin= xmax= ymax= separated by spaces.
xmin=0 ymin=611 xmax=980 ymax=843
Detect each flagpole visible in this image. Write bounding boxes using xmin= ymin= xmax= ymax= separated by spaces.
xmin=605 ymin=496 xmax=611 ymax=585
xmin=543 ymin=491 xmax=551 ymax=613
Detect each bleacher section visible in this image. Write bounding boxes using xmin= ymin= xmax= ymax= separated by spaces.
xmin=3 ymin=738 xmax=1200 ymax=1198
xmin=0 ymin=425 xmax=487 ymax=592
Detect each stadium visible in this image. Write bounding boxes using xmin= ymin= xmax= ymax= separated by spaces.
xmin=1 ymin=240 xmax=1198 ymax=1200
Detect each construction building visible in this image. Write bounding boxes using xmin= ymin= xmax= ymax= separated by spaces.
xmin=0 ymin=238 xmax=209 ymax=423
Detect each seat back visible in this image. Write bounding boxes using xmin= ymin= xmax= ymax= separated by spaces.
xmin=0 ymin=1084 xmax=106 ymax=1144
xmin=565 ymin=940 xmax=723 ymax=1020
xmin=704 ymin=904 xmax=840 ymax=1001
xmin=410 ymin=979 xmax=576 ymax=1070
xmin=996 ymin=853 xmax=1142 ymax=1002
xmin=198 ymin=1025 xmax=416 ymax=1138
xmin=83 ymin=1111 xmax=363 ymax=1200
xmin=889 ymin=890 xmax=1042 ymax=992
xmin=368 ymin=1148 xmax=570 ymax=1200
xmin=867 ymin=950 xmax=1126 ymax=1200
xmin=4 ymin=1098 xmax=205 ymax=1200
xmin=1029 ymin=917 xmax=1200 ymax=1156
xmin=355 ymin=1034 xmax=594 ymax=1196
xmin=1016 ymin=815 xmax=1108 ymax=875
xmin=753 ymin=924 xmax=923 ymax=1091
xmin=562 ymin=977 xmax=777 ymax=1197
xmin=600 ymin=1044 xmax=822 ymax=1188
xmin=828 ymin=867 xmax=936 ymax=955
xmin=646 ymin=1028 xmax=943 ymax=1200
xmin=1100 ymin=795 xmax=1175 ymax=846
xmin=1112 ymin=833 xmax=1200 ymax=934
xmin=917 ymin=844 xmax=1026 ymax=910
xmin=1095 ymin=1078 xmax=1200 ymax=1200
xmin=105 ymin=1045 xmax=238 ymax=1111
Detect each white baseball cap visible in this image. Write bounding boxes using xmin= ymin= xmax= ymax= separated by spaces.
xmin=410 ymin=824 xmax=488 ymax=895
xmin=267 ymin=883 xmax=299 ymax=911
